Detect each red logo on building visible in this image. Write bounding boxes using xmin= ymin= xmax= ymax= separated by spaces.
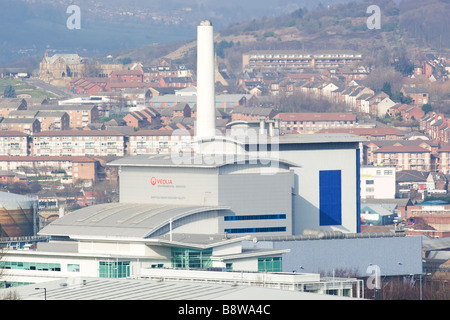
xmin=151 ymin=177 xmax=173 ymax=186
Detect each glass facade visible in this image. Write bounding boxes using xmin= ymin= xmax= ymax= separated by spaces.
xmin=98 ymin=261 xmax=130 ymax=278
xmin=171 ymin=248 xmax=212 ymax=269
xmin=258 ymin=257 xmax=282 ymax=272
xmin=1 ymin=261 xmax=61 ymax=272
xmin=67 ymin=264 xmax=80 ymax=272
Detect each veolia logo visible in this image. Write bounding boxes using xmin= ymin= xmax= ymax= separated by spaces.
xmin=151 ymin=177 xmax=173 ymax=186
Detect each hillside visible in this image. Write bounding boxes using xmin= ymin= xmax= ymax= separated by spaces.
xmin=115 ymin=0 xmax=450 ymax=74
xmin=1 ymin=0 xmax=358 ymax=66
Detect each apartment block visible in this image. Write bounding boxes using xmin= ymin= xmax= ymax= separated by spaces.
xmin=32 ymin=130 xmax=126 ymax=157
xmin=243 ymin=50 xmax=362 ymax=72
xmin=437 ymin=147 xmax=450 ymax=174
xmin=35 ymin=111 xmax=70 ymax=131
xmin=0 ymin=118 xmax=41 ymax=135
xmin=277 ymin=112 xmax=356 ymax=134
xmin=373 ymin=145 xmax=432 ymax=171
xmin=0 ymin=156 xmax=98 ymax=182
xmin=0 ymin=131 xmax=30 ymax=156
xmin=29 ymin=105 xmax=99 ymax=128
xmin=128 ymin=129 xmax=193 ymax=155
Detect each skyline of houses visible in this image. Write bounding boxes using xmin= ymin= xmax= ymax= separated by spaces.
xmin=2 ymin=50 xmax=450 ymax=199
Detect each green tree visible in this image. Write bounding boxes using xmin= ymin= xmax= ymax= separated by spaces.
xmin=422 ymin=103 xmax=433 ymax=114
xmin=118 ymin=57 xmax=132 ymax=65
xmin=381 ymin=82 xmax=392 ymax=97
xmin=3 ymin=85 xmax=16 ymax=98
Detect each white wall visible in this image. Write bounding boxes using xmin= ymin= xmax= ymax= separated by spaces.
xmin=279 ymin=147 xmax=359 ymax=234
xmin=119 ymin=166 xmax=219 ymax=206
xmin=360 ymin=166 xmax=396 ymax=199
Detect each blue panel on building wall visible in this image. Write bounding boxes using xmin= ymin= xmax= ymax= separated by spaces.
xmin=319 ymin=170 xmax=342 ymax=226
xmin=356 ymin=148 xmax=361 ymax=233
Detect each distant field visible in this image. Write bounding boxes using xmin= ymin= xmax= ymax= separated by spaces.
xmin=0 ymin=78 xmax=57 ymax=99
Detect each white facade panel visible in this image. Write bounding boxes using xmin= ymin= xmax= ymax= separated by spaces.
xmin=119 ymin=166 xmax=219 ymax=206
xmin=279 ymin=147 xmax=359 ymax=234
xmin=360 ymin=166 xmax=396 ymax=199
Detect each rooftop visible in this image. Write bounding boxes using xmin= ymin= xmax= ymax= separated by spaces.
xmin=38 ymin=202 xmax=231 ymax=241
xmin=276 ymin=112 xmax=356 ymax=122
xmin=1 ymin=276 xmax=355 ymax=300
xmin=34 ymin=130 xmax=125 ymax=137
xmin=316 ymin=128 xmax=404 ymax=137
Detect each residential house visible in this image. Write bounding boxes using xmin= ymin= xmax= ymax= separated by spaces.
xmin=0 ymin=98 xmax=27 ymax=118
xmin=159 ymin=77 xmax=196 ymax=88
xmin=231 ymin=106 xmax=276 ymax=121
xmin=396 ymin=170 xmax=429 ymax=200
xmin=110 ymin=69 xmax=144 ymax=83
xmin=35 ymin=111 xmax=70 ymax=131
xmin=356 ymin=94 xmax=373 ymax=114
xmin=29 ymin=104 xmax=99 ymax=128
xmin=121 ymin=88 xmax=151 ymax=105
xmin=123 ymin=112 xmax=149 ymax=128
xmin=401 ymin=86 xmax=429 ymax=106
xmin=0 ymin=118 xmax=40 ymax=135
xmin=68 ymin=78 xmax=109 ymax=95
xmin=0 ymin=170 xmax=28 ymax=186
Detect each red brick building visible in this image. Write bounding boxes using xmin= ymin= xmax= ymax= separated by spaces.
xmin=110 ymin=69 xmax=144 ymax=83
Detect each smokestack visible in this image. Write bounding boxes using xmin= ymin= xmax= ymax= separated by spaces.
xmin=196 ymin=20 xmax=216 ymax=140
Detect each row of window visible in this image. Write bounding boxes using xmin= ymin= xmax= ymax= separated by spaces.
xmin=1 ymin=260 xmax=131 ymax=278
xmin=1 ymin=255 xmax=282 ymax=278
xmin=224 ymin=227 xmax=286 ymax=234
xmin=224 ymin=214 xmax=286 ymax=221
xmin=1 ymin=261 xmax=83 ymax=273
xmin=1 ymin=261 xmax=63 ymax=272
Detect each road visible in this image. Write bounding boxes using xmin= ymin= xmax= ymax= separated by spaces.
xmin=23 ymin=78 xmax=75 ymax=99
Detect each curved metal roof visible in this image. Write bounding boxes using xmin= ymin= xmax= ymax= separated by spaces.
xmin=38 ymin=202 xmax=229 ymax=240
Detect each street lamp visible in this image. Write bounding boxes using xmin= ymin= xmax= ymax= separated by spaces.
xmin=35 ymin=287 xmax=46 ymax=300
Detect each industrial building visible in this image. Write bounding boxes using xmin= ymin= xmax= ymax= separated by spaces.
xmin=0 ymin=20 xmax=424 ymax=299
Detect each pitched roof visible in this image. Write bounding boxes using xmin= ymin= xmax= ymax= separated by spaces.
xmin=396 ymin=170 xmax=428 ymax=182
xmin=0 ymin=156 xmax=96 ymax=162
xmin=0 ymin=130 xmax=28 ymax=137
xmin=34 ymin=130 xmax=125 ymax=137
xmin=373 ymin=145 xmax=431 ymax=153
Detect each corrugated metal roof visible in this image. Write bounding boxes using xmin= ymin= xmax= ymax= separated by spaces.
xmin=107 ymin=153 xmax=294 ymax=169
xmin=4 ymin=277 xmax=354 ymax=300
xmin=38 ymin=202 xmax=229 ymax=239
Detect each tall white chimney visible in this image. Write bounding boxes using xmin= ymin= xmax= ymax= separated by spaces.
xmin=196 ymin=20 xmax=216 ymax=140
